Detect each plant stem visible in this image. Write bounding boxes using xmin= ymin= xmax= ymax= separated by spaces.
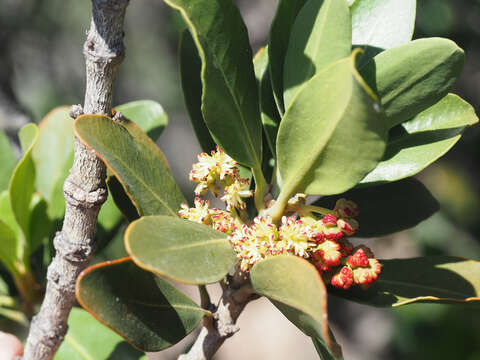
xmin=304 ymin=205 xmax=335 ymax=216
xmin=253 ymin=166 xmax=267 ymax=213
xmin=22 ymin=1 xmax=129 ymax=358
xmin=179 ymin=272 xmax=258 ymax=360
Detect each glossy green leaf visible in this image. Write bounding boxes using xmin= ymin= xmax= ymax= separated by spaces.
xmin=254 ymin=47 xmax=281 ymax=158
xmin=360 ymin=38 xmax=465 ymax=128
xmin=32 ymin=107 xmax=74 ymax=219
xmin=361 ymin=94 xmax=478 ymax=185
xmin=165 ymin=0 xmax=262 ymax=168
xmin=115 ymin=100 xmax=167 ymax=141
xmin=268 ymin=0 xmax=309 ymax=114
xmin=0 ymin=219 xmax=18 ymax=273
xmin=315 ymin=178 xmax=439 ymax=237
xmin=351 ymin=0 xmax=416 ymax=50
xmin=9 ymin=124 xmax=38 ymax=250
xmin=0 ymin=130 xmax=17 ymax=192
xmin=276 ymin=54 xmax=387 ymax=202
xmin=76 ymin=258 xmax=205 ymax=351
xmin=56 ymin=307 xmax=146 ymax=359
xmin=125 ymin=216 xmax=236 ymax=284
xmin=250 ymin=256 xmax=340 ymax=358
xmin=74 ymin=115 xmax=185 ymax=217
xmin=330 ymin=257 xmax=480 ymax=307
xmin=179 ymin=30 xmax=216 ymax=153
xmin=283 ymin=0 xmax=352 ymax=108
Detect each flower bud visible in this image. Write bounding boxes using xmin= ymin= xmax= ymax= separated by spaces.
xmin=322 ymin=214 xmax=338 ymax=227
xmin=334 ymin=198 xmax=359 ymax=218
xmin=347 ymin=248 xmax=370 ymax=268
xmin=352 ymin=259 xmax=382 ymax=288
xmin=337 ymin=218 xmax=358 ymax=236
xmin=331 ymin=266 xmax=353 ymax=290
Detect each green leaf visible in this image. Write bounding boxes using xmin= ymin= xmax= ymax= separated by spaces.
xmin=179 ymin=30 xmax=216 ymax=153
xmin=125 ymin=216 xmax=236 ymax=284
xmin=351 ymin=0 xmax=416 ymax=49
xmin=9 ymin=124 xmax=38 ymax=252
xmin=276 ymin=54 xmax=387 ymax=202
xmin=55 ymin=307 xmax=146 ymax=359
xmin=0 ymin=191 xmax=18 ymax=238
xmin=283 ymin=0 xmax=352 ymax=109
xmin=74 ymin=115 xmax=185 ymax=217
xmin=313 ymin=335 xmax=343 ymax=360
xmin=32 ymin=107 xmax=74 ymax=219
xmin=330 ymin=257 xmax=480 ymax=307
xmin=115 ymin=100 xmax=168 ymax=141
xmin=314 ymin=178 xmax=439 ymax=237
xmin=0 ymin=218 xmax=18 ymax=273
xmin=28 ymin=194 xmax=52 ymax=254
xmin=96 ymin=193 xmax=123 ymax=235
xmin=76 ymin=258 xmax=205 ymax=351
xmin=0 ymin=130 xmax=17 ymax=192
xmin=106 ymin=176 xmax=139 ymax=222
xmin=250 ymin=256 xmax=341 ymax=358
xmin=361 ymin=94 xmax=478 ymax=184
xmin=268 ymin=0 xmax=309 ymax=114
xmin=254 ymin=47 xmax=281 ymax=159
xmin=165 ymin=0 xmax=262 ymax=168
xmin=360 ymin=38 xmax=465 ymax=128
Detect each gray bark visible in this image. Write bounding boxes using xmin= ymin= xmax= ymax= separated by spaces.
xmin=22 ymin=1 xmax=129 ymax=359
xmin=178 ymin=273 xmax=258 ymax=360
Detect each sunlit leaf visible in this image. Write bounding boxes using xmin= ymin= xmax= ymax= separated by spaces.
xmin=125 ymin=216 xmax=236 ymax=284
xmin=251 ymin=256 xmax=341 ymax=358
xmin=361 ymin=94 xmax=478 ymax=184
xmin=360 ymin=38 xmax=464 ymax=128
xmin=283 ymin=0 xmax=351 ymax=108
xmin=276 ymin=54 xmax=386 ymax=202
xmin=75 ymin=115 xmax=185 ymax=217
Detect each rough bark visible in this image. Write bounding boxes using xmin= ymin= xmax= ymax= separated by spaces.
xmin=22 ymin=1 xmax=129 ymax=359
xmin=178 ymin=272 xmax=258 ymax=360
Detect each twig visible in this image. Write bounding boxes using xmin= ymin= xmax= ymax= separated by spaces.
xmin=179 ymin=272 xmax=258 ymax=360
xmin=22 ymin=1 xmax=129 ymax=358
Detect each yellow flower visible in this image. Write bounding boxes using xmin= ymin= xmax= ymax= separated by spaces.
xmin=279 ymin=216 xmax=314 ymax=257
xmin=178 ymin=197 xmax=211 ymax=225
xmin=221 ymin=177 xmax=253 ymax=210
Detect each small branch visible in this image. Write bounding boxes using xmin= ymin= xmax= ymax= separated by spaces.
xmin=22 ymin=1 xmax=129 ymax=359
xmin=179 ymin=272 xmax=258 ymax=360
xmin=199 ymin=285 xmax=212 ymax=310
xmin=253 ymin=166 xmax=267 ymax=213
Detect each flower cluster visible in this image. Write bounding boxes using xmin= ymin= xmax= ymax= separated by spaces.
xmin=180 ymin=149 xmax=381 ymax=290
xmin=188 ymin=146 xmax=253 ymax=210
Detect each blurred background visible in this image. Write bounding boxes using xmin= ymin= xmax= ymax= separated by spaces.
xmin=0 ymin=0 xmax=479 ymax=359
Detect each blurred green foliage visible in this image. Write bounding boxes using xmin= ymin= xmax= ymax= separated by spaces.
xmin=0 ymin=0 xmax=479 ymax=358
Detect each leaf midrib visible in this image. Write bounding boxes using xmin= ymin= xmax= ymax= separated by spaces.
xmin=136 ymin=238 xmax=228 ymax=253
xmin=90 ymin=129 xmax=177 ymax=217
xmin=281 ymin=60 xmax=353 ymax=195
